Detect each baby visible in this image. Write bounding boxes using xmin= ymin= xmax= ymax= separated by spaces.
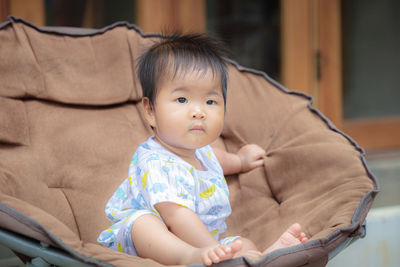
xmin=98 ymin=33 xmax=308 ymax=266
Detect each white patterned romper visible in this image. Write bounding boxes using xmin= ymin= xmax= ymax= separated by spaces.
xmin=97 ymin=136 xmax=239 ymax=255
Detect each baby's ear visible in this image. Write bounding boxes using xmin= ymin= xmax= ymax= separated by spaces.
xmin=142 ymin=97 xmax=156 ymax=127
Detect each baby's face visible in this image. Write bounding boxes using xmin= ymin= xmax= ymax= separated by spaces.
xmin=146 ymin=69 xmax=225 ymax=152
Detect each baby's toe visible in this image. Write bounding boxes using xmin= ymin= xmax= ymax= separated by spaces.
xmin=208 ymin=249 xmax=221 ymax=263
xmin=215 ymin=246 xmax=226 ymax=258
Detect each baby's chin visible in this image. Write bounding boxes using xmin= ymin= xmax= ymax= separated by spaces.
xmin=187 ymin=136 xmax=221 ymax=149
xmin=176 ymin=139 xmax=214 ymax=150
xmin=154 ymin=136 xmax=204 ymax=151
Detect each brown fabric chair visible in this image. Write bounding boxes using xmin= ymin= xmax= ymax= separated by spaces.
xmin=0 ymin=17 xmax=378 ymax=267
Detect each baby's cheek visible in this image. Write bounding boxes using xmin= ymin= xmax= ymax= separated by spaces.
xmin=210 ymin=117 xmax=224 ymax=136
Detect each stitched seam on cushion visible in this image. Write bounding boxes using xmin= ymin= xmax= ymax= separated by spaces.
xmin=125 ymin=29 xmax=138 ymax=101
xmin=9 ymin=16 xmax=158 ymax=39
xmin=59 ymin=188 xmax=82 ymax=240
xmin=19 ymin=25 xmax=48 ymax=99
xmin=22 ymin=101 xmax=31 ymax=147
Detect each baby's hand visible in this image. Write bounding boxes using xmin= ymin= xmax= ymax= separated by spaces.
xmin=237 ymin=144 xmax=266 ymax=173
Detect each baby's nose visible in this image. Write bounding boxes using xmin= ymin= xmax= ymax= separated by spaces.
xmin=191 ymin=107 xmax=205 ymax=119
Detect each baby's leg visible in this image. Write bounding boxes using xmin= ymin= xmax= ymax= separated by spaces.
xmin=201 ymin=240 xmax=243 ymax=266
xmin=231 ymin=237 xmax=263 ymax=261
xmin=232 ymin=224 xmax=308 ymax=262
xmin=131 ymin=214 xmax=242 ymax=266
xmin=262 ymin=223 xmax=308 ymax=255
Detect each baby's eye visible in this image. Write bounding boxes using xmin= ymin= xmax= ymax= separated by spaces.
xmin=176 ymin=97 xmax=187 ymax=103
xmin=206 ymin=100 xmax=217 ymax=105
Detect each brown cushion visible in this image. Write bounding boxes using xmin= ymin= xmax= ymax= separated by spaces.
xmin=0 ymin=17 xmax=378 ymax=267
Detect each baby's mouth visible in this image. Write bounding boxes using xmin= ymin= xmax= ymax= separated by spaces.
xmin=190 ymin=125 xmax=205 ymax=131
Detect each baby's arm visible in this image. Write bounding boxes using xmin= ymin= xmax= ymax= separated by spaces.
xmin=213 ymin=144 xmax=266 ymax=175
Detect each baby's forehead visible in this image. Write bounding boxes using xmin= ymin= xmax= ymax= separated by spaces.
xmin=160 ymin=62 xmax=221 ymax=82
xmin=156 ymin=66 xmax=223 ymax=97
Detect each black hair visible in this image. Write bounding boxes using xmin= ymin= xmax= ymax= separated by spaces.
xmin=138 ymin=33 xmax=229 ymax=106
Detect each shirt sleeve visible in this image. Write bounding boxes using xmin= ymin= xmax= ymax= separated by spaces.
xmin=102 ymin=177 xmax=134 ymax=222
xmin=199 ymin=145 xmax=224 ymax=175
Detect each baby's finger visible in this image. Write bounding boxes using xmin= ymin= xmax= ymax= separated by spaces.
xmin=253 ymin=159 xmax=265 ymax=168
xmin=252 ymin=154 xmax=265 ymax=161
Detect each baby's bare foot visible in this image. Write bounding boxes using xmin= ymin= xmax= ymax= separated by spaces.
xmin=201 ymin=239 xmax=243 ymax=266
xmin=263 ymin=223 xmax=308 ymax=255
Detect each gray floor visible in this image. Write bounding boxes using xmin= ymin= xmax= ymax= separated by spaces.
xmin=1 ymin=151 xmax=399 ymax=266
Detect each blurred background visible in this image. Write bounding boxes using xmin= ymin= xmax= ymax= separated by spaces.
xmin=0 ymin=0 xmax=399 ymax=266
